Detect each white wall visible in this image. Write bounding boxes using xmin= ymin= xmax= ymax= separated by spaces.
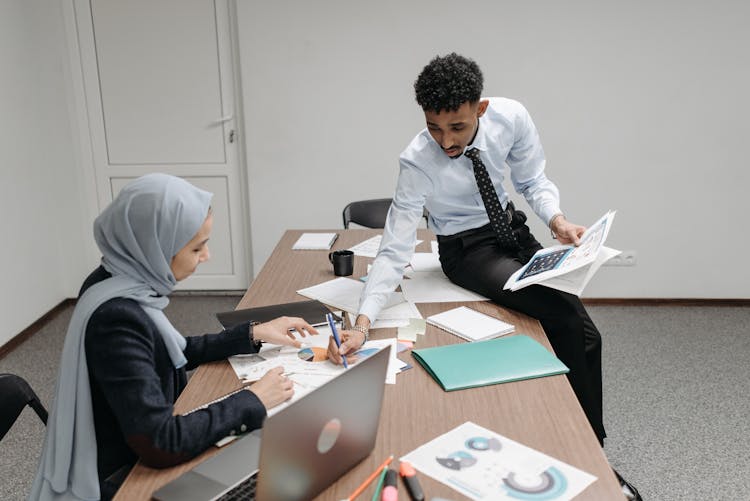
xmin=0 ymin=1 xmax=90 ymax=346
xmin=2 ymin=1 xmax=748 ymax=348
xmin=237 ymin=0 xmax=748 ymax=298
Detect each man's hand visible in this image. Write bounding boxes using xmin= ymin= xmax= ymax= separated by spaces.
xmin=550 ymin=215 xmax=586 ymax=246
xmin=252 ymin=316 xmax=319 ymax=348
xmin=248 ymin=366 xmax=293 ymax=410
xmin=326 ymin=329 xmax=365 ymax=366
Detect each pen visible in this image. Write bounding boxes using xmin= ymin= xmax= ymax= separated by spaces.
xmin=399 ymin=461 xmax=425 ymax=501
xmin=344 ymin=454 xmax=393 ymax=501
xmin=327 ymin=312 xmax=348 ymax=368
xmin=381 ymin=468 xmax=397 ymax=501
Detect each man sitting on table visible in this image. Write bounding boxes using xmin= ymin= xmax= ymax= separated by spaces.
xmin=327 ymin=53 xmax=640 ymax=500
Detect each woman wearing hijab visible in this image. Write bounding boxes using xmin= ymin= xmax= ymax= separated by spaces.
xmin=29 ymin=174 xmax=317 ymax=500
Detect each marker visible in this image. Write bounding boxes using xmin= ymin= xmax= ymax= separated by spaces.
xmin=399 ymin=461 xmax=425 ymax=501
xmin=327 ymin=312 xmax=348 ymax=368
xmin=344 ymin=454 xmax=393 ymax=501
xmin=381 ymin=468 xmax=397 ymax=501
xmin=370 ymin=465 xmax=389 ymax=501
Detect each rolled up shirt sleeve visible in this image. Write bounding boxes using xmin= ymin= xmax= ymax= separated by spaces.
xmin=358 ymin=158 xmax=430 ymax=322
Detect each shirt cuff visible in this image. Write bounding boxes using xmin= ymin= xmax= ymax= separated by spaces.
xmin=357 ymin=298 xmax=383 ymax=325
xmin=224 ymin=321 xmax=255 ymax=354
xmin=542 ymin=206 xmax=563 ymax=227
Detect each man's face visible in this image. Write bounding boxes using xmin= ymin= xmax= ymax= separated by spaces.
xmin=424 ymin=100 xmax=489 ymax=158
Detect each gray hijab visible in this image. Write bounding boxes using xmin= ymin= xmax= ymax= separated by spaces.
xmin=29 ymin=174 xmax=212 ymax=500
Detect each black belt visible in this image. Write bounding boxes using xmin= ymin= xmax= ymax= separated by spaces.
xmin=437 ymin=201 xmax=523 ymax=243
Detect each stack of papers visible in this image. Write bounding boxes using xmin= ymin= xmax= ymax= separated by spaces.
xmin=297 ymin=277 xmax=422 ymax=328
xmin=426 ymin=306 xmax=514 ymax=342
xmin=292 ymin=232 xmax=338 ymax=250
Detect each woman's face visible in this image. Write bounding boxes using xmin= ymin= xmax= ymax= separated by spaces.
xmin=170 ymin=212 xmax=213 ymax=281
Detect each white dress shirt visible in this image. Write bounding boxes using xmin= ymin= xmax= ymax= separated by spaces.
xmin=358 ymin=97 xmax=562 ymax=322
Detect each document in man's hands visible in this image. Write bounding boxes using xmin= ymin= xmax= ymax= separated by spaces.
xmin=503 ymin=210 xmax=620 ymax=296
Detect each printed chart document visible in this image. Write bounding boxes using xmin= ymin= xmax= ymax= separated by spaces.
xmin=504 ymin=210 xmax=620 ymax=296
xmin=401 ymin=421 xmax=596 ymax=500
xmin=426 ymin=306 xmax=514 ymax=342
xmin=291 ymin=232 xmax=338 ymax=250
xmin=228 ymin=327 xmax=403 ymax=416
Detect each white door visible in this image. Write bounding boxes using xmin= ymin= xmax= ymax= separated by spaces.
xmin=72 ymin=0 xmax=249 ymax=289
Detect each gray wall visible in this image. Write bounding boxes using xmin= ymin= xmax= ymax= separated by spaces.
xmin=0 ymin=1 xmax=91 ymax=346
xmin=237 ymin=0 xmax=748 ymax=298
xmin=2 ymin=0 xmax=748 ymax=346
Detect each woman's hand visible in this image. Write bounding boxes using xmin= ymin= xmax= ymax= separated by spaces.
xmin=326 ymin=329 xmax=365 ymax=365
xmin=248 ymin=366 xmax=293 ymax=410
xmin=252 ymin=316 xmax=318 ymax=348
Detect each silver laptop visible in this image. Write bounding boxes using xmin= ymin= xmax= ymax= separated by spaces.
xmin=153 ymin=345 xmax=391 ymax=501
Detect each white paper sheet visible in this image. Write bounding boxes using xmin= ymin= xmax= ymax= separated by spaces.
xmin=296 ymin=277 xmax=365 ymax=314
xmin=400 ymin=271 xmax=489 ymax=303
xmin=297 ymin=277 xmax=407 ymax=315
xmin=410 ymin=252 xmax=442 ymax=272
xmin=348 ymin=235 xmax=423 ymax=258
xmin=347 ymin=235 xmax=383 ymax=257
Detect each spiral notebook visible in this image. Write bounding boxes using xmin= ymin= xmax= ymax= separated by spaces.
xmin=426 ymin=306 xmax=514 ymax=342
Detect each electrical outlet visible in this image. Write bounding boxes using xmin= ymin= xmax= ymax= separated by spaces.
xmin=605 ymin=250 xmax=637 ymax=266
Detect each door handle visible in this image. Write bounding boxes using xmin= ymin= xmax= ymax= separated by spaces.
xmin=212 ymin=114 xmax=234 ymax=124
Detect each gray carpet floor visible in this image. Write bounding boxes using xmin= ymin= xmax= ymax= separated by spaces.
xmin=1 ymin=299 xmax=748 ymax=500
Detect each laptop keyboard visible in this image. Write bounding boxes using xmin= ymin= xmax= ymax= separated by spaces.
xmin=218 ymin=473 xmax=258 ymax=501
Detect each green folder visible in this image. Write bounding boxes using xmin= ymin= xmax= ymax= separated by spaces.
xmin=411 ymin=334 xmax=569 ymax=391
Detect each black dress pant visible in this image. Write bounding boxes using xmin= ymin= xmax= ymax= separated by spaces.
xmin=437 ymin=218 xmax=606 ymax=444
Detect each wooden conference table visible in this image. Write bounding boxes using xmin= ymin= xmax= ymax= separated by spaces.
xmin=116 ymin=229 xmax=623 ymax=500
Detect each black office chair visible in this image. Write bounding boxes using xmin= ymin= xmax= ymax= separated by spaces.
xmin=342 ymin=198 xmax=429 ymax=229
xmin=0 ymin=373 xmax=48 ymax=441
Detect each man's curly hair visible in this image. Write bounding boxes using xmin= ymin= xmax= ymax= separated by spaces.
xmin=414 ymin=53 xmax=483 ymax=113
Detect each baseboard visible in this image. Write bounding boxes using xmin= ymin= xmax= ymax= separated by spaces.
xmin=582 ymin=298 xmax=750 ymax=306
xmin=171 ymin=290 xmax=245 ymax=297
xmin=0 ymin=298 xmax=76 ymax=361
xmin=2 ymin=296 xmax=747 ymax=361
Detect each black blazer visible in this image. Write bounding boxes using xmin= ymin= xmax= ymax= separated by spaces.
xmin=81 ymin=266 xmax=266 ymax=497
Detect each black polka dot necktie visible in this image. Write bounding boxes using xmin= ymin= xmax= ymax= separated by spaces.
xmin=465 ymin=148 xmax=520 ymax=249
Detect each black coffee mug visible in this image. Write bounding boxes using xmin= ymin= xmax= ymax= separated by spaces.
xmin=328 ymin=250 xmax=354 ymax=276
